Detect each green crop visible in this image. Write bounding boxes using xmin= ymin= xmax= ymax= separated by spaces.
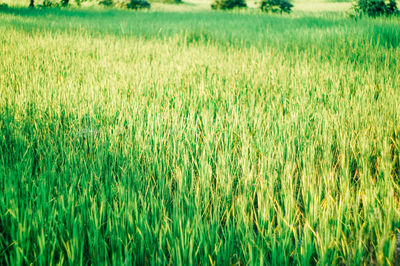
xmin=0 ymin=5 xmax=400 ymax=265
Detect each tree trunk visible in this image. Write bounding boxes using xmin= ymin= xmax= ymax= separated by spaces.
xmin=29 ymin=0 xmax=34 ymax=7
xmin=61 ymin=0 xmax=69 ymax=6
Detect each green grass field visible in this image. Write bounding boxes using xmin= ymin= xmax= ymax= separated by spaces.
xmin=1 ymin=1 xmax=400 ymax=265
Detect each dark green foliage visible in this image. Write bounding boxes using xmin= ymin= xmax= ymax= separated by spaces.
xmin=163 ymin=0 xmax=183 ymax=4
xmin=35 ymin=0 xmax=72 ymax=7
xmin=99 ymin=0 xmax=113 ymax=6
xmin=260 ymin=0 xmax=293 ymax=13
xmin=355 ymin=0 xmax=398 ymax=17
xmin=27 ymin=0 xmax=80 ymax=8
xmin=211 ymin=0 xmax=247 ymax=10
xmin=0 ymin=3 xmax=8 ymax=9
xmin=103 ymin=0 xmax=150 ymax=9
xmin=40 ymin=0 xmax=60 ymax=7
xmin=387 ymin=0 xmax=399 ymax=13
xmin=126 ymin=0 xmax=150 ymax=9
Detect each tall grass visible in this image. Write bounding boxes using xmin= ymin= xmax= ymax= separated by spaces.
xmin=1 ymin=6 xmax=400 ymax=265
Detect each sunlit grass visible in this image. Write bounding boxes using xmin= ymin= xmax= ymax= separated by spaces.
xmin=0 ymin=5 xmax=400 ymax=265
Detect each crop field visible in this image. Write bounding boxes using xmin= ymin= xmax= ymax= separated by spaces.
xmin=1 ymin=1 xmax=400 ymax=265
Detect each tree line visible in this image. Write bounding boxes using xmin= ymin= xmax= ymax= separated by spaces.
xmin=29 ymin=0 xmax=74 ymax=7
xmin=26 ymin=0 xmax=399 ymax=17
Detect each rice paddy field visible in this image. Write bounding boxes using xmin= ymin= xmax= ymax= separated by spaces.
xmin=1 ymin=1 xmax=400 ymax=264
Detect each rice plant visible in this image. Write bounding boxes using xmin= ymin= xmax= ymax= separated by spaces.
xmin=0 ymin=4 xmax=400 ymax=265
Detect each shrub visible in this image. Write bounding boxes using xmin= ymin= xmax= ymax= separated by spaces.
xmin=211 ymin=0 xmax=247 ymax=10
xmin=354 ymin=0 xmax=398 ymax=17
xmin=37 ymin=0 xmax=71 ymax=7
xmin=163 ymin=0 xmax=183 ymax=4
xmin=126 ymin=0 xmax=150 ymax=9
xmin=39 ymin=0 xmax=60 ymax=7
xmin=113 ymin=0 xmax=150 ymax=9
xmin=260 ymin=0 xmax=293 ymax=13
xmin=386 ymin=0 xmax=398 ymax=13
xmin=0 ymin=3 xmax=8 ymax=9
xmin=99 ymin=0 xmax=113 ymax=6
